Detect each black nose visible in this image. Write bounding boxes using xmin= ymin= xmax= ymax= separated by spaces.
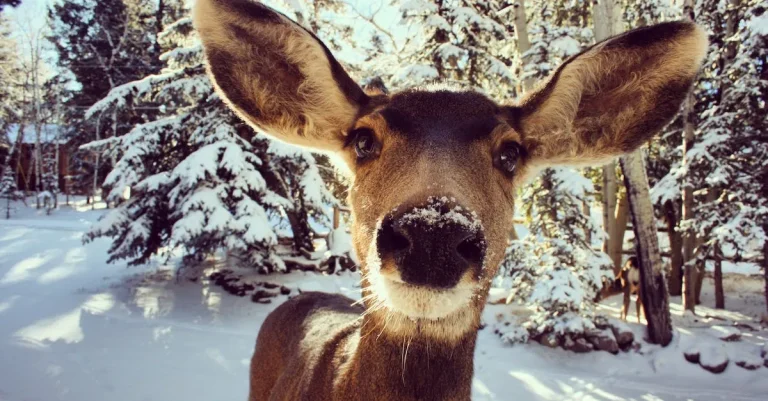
xmin=377 ymin=201 xmax=486 ymax=289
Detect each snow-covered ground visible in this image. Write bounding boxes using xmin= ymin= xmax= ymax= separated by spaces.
xmin=0 ymin=202 xmax=766 ymax=401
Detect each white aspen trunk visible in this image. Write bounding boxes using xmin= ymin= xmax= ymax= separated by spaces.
xmin=54 ymin=139 xmax=59 ymax=209
xmin=620 ymin=152 xmax=673 ymax=345
xmin=609 ymin=190 xmax=630 ymax=274
xmin=593 ymin=0 xmax=621 ymax=257
xmin=32 ymin=49 xmax=42 ymax=209
xmin=505 ymin=0 xmax=535 ymax=242
xmin=512 ymin=0 xmax=533 ymax=90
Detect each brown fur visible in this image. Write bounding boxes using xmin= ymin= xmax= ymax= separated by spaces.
xmin=193 ymin=1 xmax=708 ymax=399
xmin=619 ymin=257 xmax=644 ymax=323
xmin=510 ymin=22 xmax=708 ymax=168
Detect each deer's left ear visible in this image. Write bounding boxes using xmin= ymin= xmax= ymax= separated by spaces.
xmin=504 ymin=21 xmax=708 ymax=167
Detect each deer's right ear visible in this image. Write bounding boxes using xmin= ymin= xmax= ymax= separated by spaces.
xmin=193 ymin=0 xmax=370 ymax=151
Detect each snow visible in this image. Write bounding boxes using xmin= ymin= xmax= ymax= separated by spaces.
xmin=748 ymin=12 xmax=768 ymax=35
xmin=396 ymin=64 xmax=440 ymax=82
xmin=0 ymin=205 xmax=766 ymax=401
xmin=399 ymin=197 xmax=483 ymax=232
xmin=708 ymin=325 xmax=741 ymax=341
xmin=698 ymin=343 xmax=729 ymax=367
xmin=550 ymin=36 xmax=582 ymax=56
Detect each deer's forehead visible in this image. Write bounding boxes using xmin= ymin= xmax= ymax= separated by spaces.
xmin=373 ymin=90 xmax=503 ymax=144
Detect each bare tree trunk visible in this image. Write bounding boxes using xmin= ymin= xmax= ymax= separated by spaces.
xmin=681 ymin=0 xmax=698 ymax=313
xmin=92 ymin=114 xmax=103 ymax=209
xmin=621 ymin=152 xmax=673 ymax=346
xmin=582 ymin=201 xmax=592 ymax=245
xmin=609 ymin=190 xmax=629 ymax=275
xmin=763 ymin=228 xmax=768 ymax=316
xmin=713 ymin=243 xmax=724 ymax=309
xmin=663 ymin=200 xmax=684 ymax=295
xmin=694 ymin=189 xmax=720 ymax=303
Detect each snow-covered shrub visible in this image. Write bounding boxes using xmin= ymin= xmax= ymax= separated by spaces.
xmin=499 ymin=168 xmax=612 ymax=340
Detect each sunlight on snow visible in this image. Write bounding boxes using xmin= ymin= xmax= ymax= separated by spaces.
xmin=14 ymin=307 xmax=84 ymax=348
xmin=203 ymin=285 xmax=223 ymax=317
xmin=0 ymin=295 xmax=20 ymax=314
xmin=205 ymin=348 xmax=232 ymax=372
xmin=153 ymin=326 xmax=172 ymax=341
xmin=37 ymin=248 xmax=87 ymax=284
xmin=0 ymin=254 xmax=50 ymax=284
xmin=81 ymin=293 xmax=116 ymax=315
xmin=471 ymin=378 xmax=495 ymax=398
xmin=567 ymin=377 xmax=625 ymax=401
xmin=0 ymin=227 xmax=33 ymax=242
xmin=13 ymin=293 xmax=116 ymax=348
xmin=508 ymin=371 xmax=560 ymax=400
xmin=134 ymin=283 xmax=175 ymax=319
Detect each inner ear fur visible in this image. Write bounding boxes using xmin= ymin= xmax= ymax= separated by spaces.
xmin=193 ymin=0 xmax=371 ymax=151
xmin=507 ymin=21 xmax=708 ymax=166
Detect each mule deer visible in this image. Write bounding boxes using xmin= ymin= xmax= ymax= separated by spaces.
xmin=619 ymin=256 xmax=644 ymax=323
xmin=193 ymin=1 xmax=707 ymax=399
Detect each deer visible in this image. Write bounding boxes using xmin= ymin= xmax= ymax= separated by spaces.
xmin=192 ymin=1 xmax=707 ymax=399
xmin=618 ymin=256 xmax=644 ymax=323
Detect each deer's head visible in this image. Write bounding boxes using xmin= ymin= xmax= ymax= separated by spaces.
xmin=194 ymin=0 xmax=707 ymax=343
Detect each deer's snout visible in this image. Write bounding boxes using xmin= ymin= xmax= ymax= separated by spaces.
xmin=377 ymin=200 xmax=486 ymax=289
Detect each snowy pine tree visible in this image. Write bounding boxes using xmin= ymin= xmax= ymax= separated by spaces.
xmin=373 ymin=0 xmax=517 ymax=99
xmin=84 ymin=3 xmax=339 ymax=270
xmin=685 ymin=0 xmax=768 ymax=308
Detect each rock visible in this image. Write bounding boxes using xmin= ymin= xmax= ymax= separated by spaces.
xmin=709 ymin=325 xmax=741 ymax=342
xmin=699 ymin=344 xmax=729 ymax=374
xmin=734 ymin=354 xmax=762 ymax=371
xmin=563 ymin=335 xmax=593 ymax=353
xmin=609 ymin=321 xmax=635 ymax=349
xmin=684 ymin=346 xmax=700 ymax=364
xmin=538 ymin=332 xmax=560 ymax=348
xmin=254 ymin=298 xmax=272 ymax=304
xmin=587 ymin=329 xmax=619 ymax=354
xmin=251 ymin=290 xmax=277 ymax=303
xmin=762 ymin=343 xmax=768 ymax=368
xmin=572 ymin=337 xmax=594 ymax=353
xmin=261 ymin=282 xmax=280 ymax=289
xmin=280 ymin=286 xmax=291 ymax=295
xmin=593 ymin=315 xmax=610 ymax=330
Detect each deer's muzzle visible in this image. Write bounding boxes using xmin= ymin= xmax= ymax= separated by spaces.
xmin=376 ymin=198 xmax=486 ymax=289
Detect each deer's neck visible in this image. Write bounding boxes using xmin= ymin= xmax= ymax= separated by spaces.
xmin=340 ymin=316 xmax=476 ymax=401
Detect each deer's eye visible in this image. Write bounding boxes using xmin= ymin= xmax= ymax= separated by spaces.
xmin=351 ymin=128 xmax=379 ymax=160
xmin=497 ymin=142 xmax=523 ymax=175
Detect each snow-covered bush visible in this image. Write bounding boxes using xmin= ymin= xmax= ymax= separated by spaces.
xmin=499 ymin=168 xmax=613 ymax=340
